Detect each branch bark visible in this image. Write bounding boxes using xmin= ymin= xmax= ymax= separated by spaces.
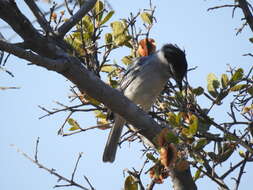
xmin=24 ymin=0 xmax=53 ymax=34
xmin=238 ymin=0 xmax=253 ymax=32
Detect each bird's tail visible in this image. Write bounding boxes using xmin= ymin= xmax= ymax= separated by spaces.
xmin=103 ymin=115 xmax=125 ymax=162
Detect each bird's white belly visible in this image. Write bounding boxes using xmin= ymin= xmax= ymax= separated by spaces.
xmin=124 ymin=73 xmax=167 ymax=111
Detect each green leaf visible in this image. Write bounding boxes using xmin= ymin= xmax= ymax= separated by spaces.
xmin=239 ymin=150 xmax=246 ymax=158
xmin=193 ymin=138 xmax=208 ymax=151
xmin=104 ymin=33 xmax=113 ymax=48
xmin=207 ymin=73 xmax=220 ymax=97
xmin=68 ymin=118 xmax=80 ymax=131
xmin=109 ymin=77 xmax=118 ymax=88
xmin=121 ymin=56 xmax=133 ymax=65
xmin=82 ymin=15 xmax=94 ymax=34
xmin=166 ymin=131 xmax=179 ymax=144
xmin=111 ymin=21 xmax=130 ymax=46
xmin=124 ymin=176 xmax=138 ymax=190
xmin=140 ymin=12 xmax=153 ymax=25
xmin=247 ymin=87 xmax=253 ymax=96
xmin=221 ymin=74 xmax=229 ymax=88
xmin=230 ymin=84 xmax=248 ymax=92
xmin=231 ymin=68 xmax=244 ymax=82
xmin=146 ymin=153 xmax=158 ymax=162
xmin=193 ymin=166 xmax=203 ymax=181
xmin=189 ymin=115 xmax=198 ymax=136
xmin=94 ymin=110 xmax=107 ymax=119
xmin=100 ymin=11 xmax=114 ymax=25
xmin=167 ymin=112 xmax=178 ymax=127
xmin=101 ymin=65 xmax=116 ymax=73
xmin=94 ymin=0 xmax=104 ymax=21
xmin=192 ymin=87 xmax=204 ymax=96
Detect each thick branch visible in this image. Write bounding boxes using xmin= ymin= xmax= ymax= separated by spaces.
xmin=57 ymin=0 xmax=97 ymax=38
xmin=0 ymin=39 xmax=67 ymax=73
xmin=238 ymin=0 xmax=253 ymax=32
xmin=24 ymin=0 xmax=53 ymax=34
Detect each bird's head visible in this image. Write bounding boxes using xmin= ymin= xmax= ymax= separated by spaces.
xmin=161 ymin=44 xmax=188 ymax=90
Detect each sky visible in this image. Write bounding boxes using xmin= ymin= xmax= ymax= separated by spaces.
xmin=1 ymin=0 xmax=253 ymax=190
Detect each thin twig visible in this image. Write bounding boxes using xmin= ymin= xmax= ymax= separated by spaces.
xmin=10 ymin=144 xmax=90 ymax=190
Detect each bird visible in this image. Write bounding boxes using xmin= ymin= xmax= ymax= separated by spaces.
xmin=103 ymin=44 xmax=188 ymax=162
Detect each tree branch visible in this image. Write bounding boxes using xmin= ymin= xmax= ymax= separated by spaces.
xmin=24 ymin=0 xmax=53 ymax=34
xmin=57 ymin=0 xmax=97 ymax=38
xmin=0 ymin=39 xmax=67 ymax=73
xmin=238 ymin=0 xmax=253 ymax=32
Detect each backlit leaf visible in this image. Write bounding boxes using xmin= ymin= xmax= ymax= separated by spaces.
xmin=68 ymin=118 xmax=80 ymax=131
xmin=122 ymin=56 xmax=133 ymax=65
xmin=231 ymin=68 xmax=244 ymax=82
xmin=189 ymin=115 xmax=198 ymax=136
xmin=101 ymin=65 xmax=116 ymax=73
xmin=221 ymin=74 xmax=229 ymax=88
xmin=207 ymin=73 xmax=220 ymax=97
xmin=100 ymin=11 xmax=114 ymax=25
xmin=192 ymin=87 xmax=204 ymax=96
xmin=124 ymin=176 xmax=138 ymax=190
xmin=193 ymin=166 xmax=203 ymax=181
xmin=94 ymin=0 xmax=104 ymax=21
xmin=230 ymin=84 xmax=248 ymax=92
xmin=140 ymin=12 xmax=153 ymax=25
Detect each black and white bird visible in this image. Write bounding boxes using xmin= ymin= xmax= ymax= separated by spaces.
xmin=103 ymin=44 xmax=188 ymax=162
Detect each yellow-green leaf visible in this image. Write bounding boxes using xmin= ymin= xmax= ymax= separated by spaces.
xmin=192 ymin=87 xmax=204 ymax=96
xmin=247 ymin=87 xmax=253 ymax=96
xmin=207 ymin=73 xmax=220 ymax=97
xmin=94 ymin=0 xmax=104 ymax=21
xmin=124 ymin=176 xmax=138 ymax=190
xmin=146 ymin=153 xmax=158 ymax=162
xmin=94 ymin=110 xmax=107 ymax=119
xmin=68 ymin=118 xmax=80 ymax=131
xmin=239 ymin=150 xmax=246 ymax=158
xmin=111 ymin=21 xmax=130 ymax=46
xmin=121 ymin=56 xmax=133 ymax=65
xmin=230 ymin=84 xmax=248 ymax=92
xmin=105 ymin=33 xmax=113 ymax=48
xmin=140 ymin=12 xmax=153 ymax=25
xmin=82 ymin=15 xmax=94 ymax=33
xmin=166 ymin=131 xmax=179 ymax=144
xmin=84 ymin=95 xmax=100 ymax=105
xmin=221 ymin=74 xmax=229 ymax=88
xmin=231 ymin=68 xmax=244 ymax=82
xmin=193 ymin=138 xmax=208 ymax=151
xmin=108 ymin=76 xmax=118 ymax=88
xmin=193 ymin=166 xmax=203 ymax=181
xmin=101 ymin=65 xmax=116 ymax=73
xmin=100 ymin=11 xmax=114 ymax=26
xmin=167 ymin=112 xmax=178 ymax=126
xmin=189 ymin=115 xmax=198 ymax=136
